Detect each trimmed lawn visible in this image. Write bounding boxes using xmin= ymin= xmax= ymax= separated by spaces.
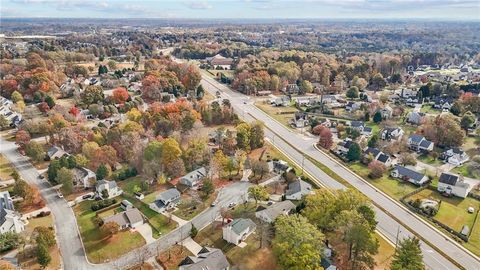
xmin=407 ymin=189 xmax=479 ymax=232
xmin=417 ymin=154 xmax=443 ymax=166
xmin=74 ymin=200 xmax=146 ymax=263
xmin=121 ymin=194 xmax=177 ymax=238
xmin=373 ymin=233 xmax=395 ymax=270
xmin=118 ymin=176 xmax=147 ymax=195
xmin=194 ymin=222 xmax=279 ymax=270
xmin=0 ymin=154 xmax=14 ymax=180
xmin=349 ymin=163 xmax=419 ymax=200
xmin=464 ymin=217 xmax=480 ymax=257
xmin=25 ymin=215 xmax=54 ymax=235
xmin=173 ymin=192 xmax=216 ymax=220
xmin=255 ymin=102 xmax=298 ymax=128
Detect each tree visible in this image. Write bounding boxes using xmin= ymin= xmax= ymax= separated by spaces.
xmin=45 ymin=95 xmax=55 ymax=109
xmin=399 ymin=153 xmax=417 ymax=166
xmin=0 ymin=260 xmax=15 ymax=270
xmin=96 ymin=164 xmax=109 ymax=180
xmin=347 ymin=143 xmax=361 ymax=161
xmin=273 ymin=214 xmax=325 ymax=270
xmin=460 ymin=111 xmax=476 ymax=132
xmin=47 ymin=159 xmax=62 ymax=183
xmin=346 ymin=86 xmax=359 ymax=99
xmin=251 ymin=160 xmax=269 ymax=181
xmin=249 ymin=121 xmax=264 ymax=150
xmin=211 ymin=150 xmax=227 ymax=178
xmin=422 ymin=115 xmax=464 ymax=147
xmin=0 ymin=115 xmax=9 ymax=130
xmin=371 ymin=73 xmax=386 ymax=91
xmin=236 ymin=122 xmax=251 ymax=151
xmin=112 ymin=87 xmax=130 ymax=104
xmin=107 ymin=60 xmax=117 ymax=70
xmin=299 ymin=80 xmax=313 ymax=93
xmin=373 ymin=111 xmax=383 ymax=123
xmin=391 ymin=237 xmax=424 ymax=270
xmin=318 ymin=127 xmax=333 ymax=149
xmin=248 ymin=185 xmax=269 ymax=205
xmin=37 ymin=243 xmax=51 ymax=269
xmin=161 ymin=138 xmax=183 ymax=175
xmin=25 ymin=141 xmax=45 ymax=162
xmin=34 ymin=226 xmax=56 ymax=248
xmin=15 ymin=129 xmax=31 ymax=150
xmin=12 ymin=179 xmax=28 ymax=198
xmin=11 ymin=91 xmax=23 ymax=103
xmin=450 ymin=101 xmax=464 ymax=116
xmin=201 ymin=178 xmax=215 ymax=197
xmin=190 ymin=224 xmax=198 ymax=238
xmin=102 ymin=221 xmax=120 ymax=238
xmin=0 ymin=232 xmax=21 ymax=252
xmin=367 ymin=134 xmax=378 ymax=148
xmin=56 ymin=167 xmax=74 ymax=195
xmin=82 ymin=85 xmax=104 ymax=105
xmin=38 ymin=102 xmax=50 ymax=113
xmin=368 ymin=161 xmax=386 ymax=179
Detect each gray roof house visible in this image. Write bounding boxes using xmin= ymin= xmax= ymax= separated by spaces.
xmin=391 ymin=165 xmax=429 ymax=186
xmin=149 ymin=188 xmax=181 ymax=213
xmin=96 ymin=180 xmax=123 ymax=199
xmin=350 ymin=121 xmax=365 ymax=131
xmin=381 ymin=127 xmax=404 ymax=141
xmin=440 ymin=148 xmax=470 ymax=167
xmin=102 ymin=208 xmax=144 ymax=229
xmin=255 ymin=200 xmax=295 ymax=223
xmin=0 ymin=191 xmax=24 ymax=234
xmin=179 ymin=247 xmax=230 ymax=270
xmin=408 ymin=134 xmax=434 ymax=152
xmin=407 ymin=112 xmax=426 ymax=125
xmin=437 ymin=173 xmax=472 ymax=198
xmin=222 ymin=218 xmax=256 ymax=245
xmin=47 ymin=146 xmax=68 ymax=160
xmin=285 ymin=179 xmax=313 ymax=200
xmin=179 ymin=167 xmax=207 ymax=187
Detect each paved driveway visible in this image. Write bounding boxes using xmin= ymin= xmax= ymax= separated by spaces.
xmin=135 ymin=224 xmax=155 ymax=244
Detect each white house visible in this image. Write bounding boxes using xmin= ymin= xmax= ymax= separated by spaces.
xmin=0 ymin=191 xmax=25 ymax=234
xmin=285 ymin=179 xmax=313 ymax=200
xmin=381 ymin=127 xmax=404 ymax=141
xmin=255 ymin=200 xmax=295 ymax=223
xmin=408 ymin=134 xmax=434 ymax=152
xmin=407 ymin=112 xmax=426 ymax=125
xmin=391 ymin=165 xmax=429 ymax=186
xmin=73 ymin=167 xmax=96 ymax=188
xmin=379 ymin=105 xmax=393 ymax=119
xmin=179 ymin=167 xmax=207 ymax=187
xmin=150 ymin=188 xmax=181 ymax=213
xmin=102 ymin=208 xmax=144 ymax=230
xmin=95 ymin=180 xmax=123 ymax=199
xmin=222 ymin=218 xmax=256 ymax=245
xmin=437 ymin=173 xmax=472 ymax=198
xmin=440 ymin=148 xmax=470 ymax=166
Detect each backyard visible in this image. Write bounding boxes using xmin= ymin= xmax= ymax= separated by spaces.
xmin=173 ymin=191 xmax=217 ymax=220
xmin=73 ymin=200 xmax=146 ymax=263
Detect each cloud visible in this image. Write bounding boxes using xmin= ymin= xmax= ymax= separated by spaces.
xmin=185 ymin=1 xmax=212 ymax=10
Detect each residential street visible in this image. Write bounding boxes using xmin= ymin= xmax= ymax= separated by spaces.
xmin=199 ymin=71 xmax=480 ymax=270
xmin=0 ymin=136 xmax=250 ymax=269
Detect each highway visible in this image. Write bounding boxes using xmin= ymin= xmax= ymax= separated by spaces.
xmin=199 ymin=71 xmax=480 ymax=270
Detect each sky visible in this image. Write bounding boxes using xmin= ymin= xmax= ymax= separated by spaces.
xmin=1 ymin=0 xmax=479 ymax=20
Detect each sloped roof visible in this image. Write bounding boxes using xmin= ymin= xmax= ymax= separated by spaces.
xmin=227 ymin=218 xmax=256 ymax=235
xmin=256 ymin=200 xmax=295 ymax=221
xmin=394 ymin=165 xmax=426 ymax=181
xmin=439 ymin=173 xmax=459 ymax=185
xmin=156 ymin=188 xmax=181 ymax=203
xmin=179 ymin=247 xmax=230 ymax=270
xmin=286 ymin=179 xmax=312 ymax=196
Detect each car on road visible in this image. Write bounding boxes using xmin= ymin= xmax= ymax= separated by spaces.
xmin=210 ymin=201 xmax=217 ymax=207
xmin=38 ymin=174 xmax=45 ymax=180
xmin=57 ymin=193 xmax=64 ymax=198
xmin=228 ymin=202 xmax=236 ymax=208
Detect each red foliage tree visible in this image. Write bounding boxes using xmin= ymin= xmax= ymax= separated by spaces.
xmin=69 ymin=106 xmax=80 ymax=117
xmin=0 ymin=79 xmax=18 ymax=98
xmin=112 ymin=87 xmax=130 ymax=104
xmin=318 ymin=128 xmax=333 ymax=149
xmin=368 ymin=161 xmax=386 ymax=179
xmin=38 ymin=102 xmax=50 ymax=113
xmin=15 ymin=130 xmax=31 ymax=150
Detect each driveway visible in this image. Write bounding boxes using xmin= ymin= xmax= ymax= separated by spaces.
xmin=181 ymin=237 xmax=202 ymax=255
xmin=136 ymin=223 xmax=155 ymax=244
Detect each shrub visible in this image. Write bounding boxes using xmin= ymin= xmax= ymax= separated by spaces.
xmin=0 ymin=232 xmax=21 ymax=252
xmin=91 ymin=199 xmax=117 ymax=211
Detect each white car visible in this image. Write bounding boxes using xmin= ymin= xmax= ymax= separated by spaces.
xmin=57 ymin=193 xmax=64 ymax=198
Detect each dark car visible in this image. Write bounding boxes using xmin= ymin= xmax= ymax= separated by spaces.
xmin=82 ymin=194 xmax=93 ymax=200
xmin=38 ymin=175 xmax=45 ymax=180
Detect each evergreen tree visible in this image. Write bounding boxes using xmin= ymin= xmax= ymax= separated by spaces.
xmin=37 ymin=243 xmax=51 ymax=269
xmin=391 ymin=237 xmax=424 ymax=270
xmin=347 ymin=143 xmax=361 ymax=161
xmin=373 ymin=111 xmax=383 ymax=123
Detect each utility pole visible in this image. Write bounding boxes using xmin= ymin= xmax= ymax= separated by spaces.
xmin=301 ymin=155 xmax=305 ymax=176
xmin=395 ymin=226 xmax=401 ymax=251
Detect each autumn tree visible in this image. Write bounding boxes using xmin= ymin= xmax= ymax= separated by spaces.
xmin=15 ymin=129 xmax=31 ymax=150
xmin=25 ymin=141 xmax=45 ymax=162
xmin=81 ymin=85 xmax=104 ymax=105
xmin=273 ymin=214 xmax=325 ymax=270
xmin=251 ymin=159 xmax=269 ymax=181
xmin=112 ymin=87 xmax=130 ymax=104
xmin=249 ymin=121 xmax=264 ymax=150
xmin=248 ymin=185 xmax=269 ymax=205
xmin=422 ymin=115 xmax=464 ymax=147
xmin=318 ymin=127 xmax=333 ymax=149
xmin=368 ymin=161 xmax=386 ymax=179
xmin=460 ymin=111 xmax=476 ymax=132
xmin=371 ymin=73 xmax=386 ymax=92
xmin=390 ymin=237 xmax=425 ymax=270
xmin=236 ymin=122 xmax=251 ymax=151
xmin=102 ymin=221 xmax=120 ymax=238
xmin=56 ymin=167 xmax=74 ymax=195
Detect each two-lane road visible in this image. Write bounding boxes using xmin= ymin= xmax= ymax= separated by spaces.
xmin=199 ymin=71 xmax=480 ymax=270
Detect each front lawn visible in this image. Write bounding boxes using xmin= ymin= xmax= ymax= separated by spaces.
xmin=255 ymin=102 xmax=298 ymax=128
xmin=156 ymin=245 xmax=193 ymax=270
xmin=417 ymin=154 xmax=443 ymax=166
xmin=74 ymin=200 xmax=146 ymax=263
xmin=349 ymin=163 xmax=419 ymax=200
xmin=0 ymin=154 xmax=14 ymax=180
xmin=173 ymin=192 xmax=216 ymax=220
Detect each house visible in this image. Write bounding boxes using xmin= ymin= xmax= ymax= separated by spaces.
xmin=270 ymin=97 xmax=289 ymax=107
xmin=363 ymin=147 xmax=391 ymax=166
xmin=362 ymin=126 xmax=373 ymax=137
xmin=47 ymin=146 xmax=68 ymax=160
xmin=440 ymin=148 xmax=470 ymax=166
xmin=179 ymin=167 xmax=207 ymax=187
xmin=379 ymin=105 xmax=393 ymax=119
xmin=222 ymin=218 xmax=256 ymax=245
xmin=0 ymin=191 xmax=24 ymax=234
xmin=95 ymin=180 xmax=123 ymax=199
xmin=290 ymin=112 xmax=309 ymax=128
xmin=178 ymin=247 xmax=230 ymax=270
xmin=350 ymin=121 xmax=365 ymax=132
xmin=206 ymin=54 xmax=234 ymax=70
xmin=73 ymin=167 xmax=96 ymax=188
xmin=345 ymin=101 xmax=362 ymax=112
xmin=150 ymin=188 xmax=181 ymax=213
xmin=437 ymin=173 xmax=472 ymax=198
xmin=285 ymin=179 xmax=313 ymax=200
xmin=120 ymin=200 xmax=134 ymax=211
xmin=407 ymin=112 xmax=426 ymax=125
xmin=321 ymin=258 xmax=337 ymax=270
xmin=102 ymin=208 xmax=144 ymax=230
xmin=255 ymin=200 xmax=295 ymax=223
xmin=391 ymin=165 xmax=429 ymax=186
xmin=272 ymin=160 xmax=291 ymax=174
xmin=408 ymin=134 xmax=434 ymax=152
xmin=283 ymin=84 xmax=300 ymax=95
xmin=336 ymin=139 xmax=354 ymax=155
xmin=381 ymin=127 xmax=404 ymax=141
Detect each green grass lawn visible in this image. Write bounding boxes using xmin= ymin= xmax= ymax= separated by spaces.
xmin=417 ymin=154 xmax=443 ymax=166
xmin=73 ymin=200 xmax=145 ymax=263
xmin=452 ymin=164 xmax=475 ymax=178
xmin=408 ymin=189 xmax=479 ymax=232
xmin=349 ymin=163 xmax=419 ymax=200
xmin=118 ymin=176 xmax=147 ymax=195
xmin=464 ymin=216 xmax=480 ymax=257
xmin=420 ymin=105 xmax=440 ymax=114
xmin=255 ymin=102 xmax=298 ymax=128
xmin=173 ymin=193 xmax=216 ymax=220
xmin=0 ymin=154 xmax=14 ymax=180
xmin=121 ymin=194 xmax=177 ymax=238
xmin=373 ymin=233 xmax=396 ymax=270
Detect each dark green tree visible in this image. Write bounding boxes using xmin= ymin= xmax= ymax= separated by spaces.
xmin=347 ymin=143 xmax=361 ymax=161
xmin=390 ymin=237 xmax=424 ymax=270
xmin=96 ymin=164 xmax=108 ymax=180
xmin=373 ymin=111 xmax=383 ymax=123
xmin=37 ymin=243 xmax=51 ymax=269
xmin=44 ymin=95 xmax=55 ymax=109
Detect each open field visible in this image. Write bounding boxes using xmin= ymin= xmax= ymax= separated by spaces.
xmin=74 ymin=200 xmax=146 ymax=263
xmin=255 ymin=102 xmax=298 ymax=128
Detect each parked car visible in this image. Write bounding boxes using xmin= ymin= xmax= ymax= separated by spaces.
xmin=210 ymin=201 xmax=218 ymax=207
xmin=228 ymin=202 xmax=236 ymax=208
xmin=82 ymin=194 xmax=93 ymax=200
xmin=38 ymin=174 xmax=45 ymax=180
xmin=57 ymin=193 xmax=64 ymax=198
